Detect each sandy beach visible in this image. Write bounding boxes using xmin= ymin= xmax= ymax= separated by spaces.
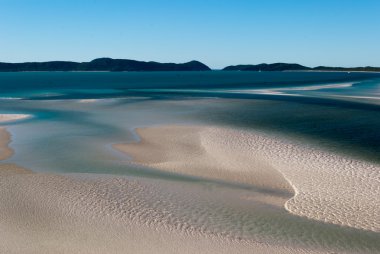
xmin=115 ymin=125 xmax=380 ymax=233
xmin=0 ymin=128 xmax=322 ymax=254
xmin=114 ymin=126 xmax=293 ymax=195
xmin=0 ymin=127 xmax=267 ymax=254
xmin=1 ymin=126 xmax=379 ymax=253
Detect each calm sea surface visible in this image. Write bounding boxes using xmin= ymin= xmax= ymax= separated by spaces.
xmin=0 ymin=71 xmax=380 ymax=174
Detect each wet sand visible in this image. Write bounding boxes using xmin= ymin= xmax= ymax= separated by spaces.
xmin=0 ymin=127 xmax=13 ymax=160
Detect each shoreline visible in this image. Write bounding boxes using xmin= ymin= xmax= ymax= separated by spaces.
xmin=0 ymin=127 xmax=13 ymax=160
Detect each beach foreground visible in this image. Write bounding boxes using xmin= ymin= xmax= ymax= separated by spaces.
xmin=0 ymin=128 xmax=313 ymax=254
xmin=115 ymin=125 xmax=380 ymax=233
xmin=1 ymin=125 xmax=379 ymax=253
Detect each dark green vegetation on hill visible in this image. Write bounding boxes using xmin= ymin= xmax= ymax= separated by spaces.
xmin=0 ymin=58 xmax=211 ymax=72
xmin=1 ymin=59 xmax=379 ymax=72
xmin=313 ymin=66 xmax=380 ymax=72
xmin=223 ymin=63 xmax=310 ymax=71
xmin=223 ymin=63 xmax=380 ymax=72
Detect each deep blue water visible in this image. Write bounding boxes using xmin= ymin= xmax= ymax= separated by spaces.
xmin=0 ymin=71 xmax=379 ymax=98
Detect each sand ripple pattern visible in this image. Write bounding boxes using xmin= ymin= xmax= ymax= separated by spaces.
xmin=1 ymin=170 xmax=380 ymax=253
xmin=201 ymin=127 xmax=380 ymax=232
xmin=1 ymin=127 xmax=380 ymax=253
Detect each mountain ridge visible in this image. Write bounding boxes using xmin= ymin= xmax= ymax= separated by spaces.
xmin=0 ymin=59 xmax=379 ymax=72
xmin=0 ymin=58 xmax=211 ymax=72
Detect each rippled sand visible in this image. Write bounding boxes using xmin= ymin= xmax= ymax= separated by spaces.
xmin=115 ymin=125 xmax=380 ymax=232
xmin=0 ymin=128 xmax=314 ymax=254
xmin=114 ymin=126 xmax=293 ymax=196
xmin=1 ymin=127 xmax=379 ymax=253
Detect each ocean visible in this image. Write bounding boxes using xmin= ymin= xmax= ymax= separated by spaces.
xmin=1 ymin=71 xmax=380 ymax=174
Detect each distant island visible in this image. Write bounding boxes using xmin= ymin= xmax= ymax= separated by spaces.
xmin=0 ymin=58 xmax=379 ymax=72
xmin=223 ymin=63 xmax=380 ymax=72
xmin=0 ymin=58 xmax=211 ymax=72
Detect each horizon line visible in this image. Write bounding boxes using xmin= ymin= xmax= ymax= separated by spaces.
xmin=1 ymin=57 xmax=379 ymax=69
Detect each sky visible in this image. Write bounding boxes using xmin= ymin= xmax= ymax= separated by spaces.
xmin=1 ymin=0 xmax=380 ymax=69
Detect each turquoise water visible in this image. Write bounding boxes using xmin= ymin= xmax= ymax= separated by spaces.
xmin=1 ymin=71 xmax=380 ymax=252
xmin=1 ymin=71 xmax=380 ymax=173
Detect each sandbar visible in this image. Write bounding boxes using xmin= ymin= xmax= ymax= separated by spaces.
xmin=115 ymin=125 xmax=380 ymax=233
xmin=0 ymin=114 xmax=31 ymax=123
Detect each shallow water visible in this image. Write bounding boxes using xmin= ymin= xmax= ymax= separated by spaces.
xmin=2 ymin=71 xmax=379 ymax=171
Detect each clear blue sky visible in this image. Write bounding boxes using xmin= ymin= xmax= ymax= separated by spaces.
xmin=1 ymin=0 xmax=379 ymax=69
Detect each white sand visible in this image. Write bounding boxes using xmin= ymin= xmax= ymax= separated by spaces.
xmin=333 ymin=95 xmax=380 ymax=100
xmin=1 ymin=127 xmax=379 ymax=253
xmin=78 ymin=99 xmax=102 ymax=103
xmin=0 ymin=114 xmax=31 ymax=123
xmin=114 ymin=126 xmax=293 ymax=196
xmin=229 ymin=82 xmax=354 ymax=96
xmin=279 ymin=82 xmax=353 ymax=91
xmin=115 ymin=125 xmax=380 ymax=233
xmin=0 ymin=166 xmax=278 ymax=254
xmin=0 ymin=128 xmax=338 ymax=254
